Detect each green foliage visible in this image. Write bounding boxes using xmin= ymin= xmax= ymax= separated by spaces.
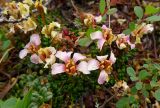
xmin=134 ymin=6 xmax=144 ymax=19
xmin=78 ymin=37 xmax=92 ymax=47
xmin=127 ymin=67 xmax=136 ymax=77
xmin=0 ymin=90 xmax=32 ymax=108
xmin=99 ymin=0 xmax=106 ymax=14
xmin=123 ymin=29 xmax=131 ymax=35
xmin=129 ymin=22 xmax=136 ymax=31
xmin=116 ymin=97 xmax=129 ymax=108
xmin=138 ymin=70 xmax=150 ymax=80
xmin=146 ymin=15 xmax=160 ymax=22
xmin=145 ymin=5 xmax=159 ymax=15
xmin=119 ymin=60 xmax=160 ymax=107
xmin=107 ymin=8 xmax=117 ymax=15
xmin=135 ymin=82 xmax=143 ymax=90
xmin=154 ymin=89 xmax=160 ymax=101
xmin=0 ymin=32 xmax=11 ymax=51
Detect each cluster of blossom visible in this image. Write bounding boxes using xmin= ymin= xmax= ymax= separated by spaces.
xmin=19 ymin=33 xmax=116 ymax=84
xmin=1 ymin=0 xmax=46 ymax=33
xmin=2 ymin=0 xmax=46 ymax=20
xmin=19 ymin=21 xmax=154 ymax=85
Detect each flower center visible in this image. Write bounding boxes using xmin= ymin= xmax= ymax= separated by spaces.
xmin=99 ymin=60 xmax=112 ymax=72
xmin=28 ymin=43 xmax=39 ymax=53
xmin=119 ymin=38 xmax=127 ymax=45
xmin=65 ymin=59 xmax=77 ymax=75
xmin=38 ymin=48 xmax=52 ymax=61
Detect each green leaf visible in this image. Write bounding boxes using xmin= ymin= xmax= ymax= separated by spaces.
xmin=153 ymin=63 xmax=160 ymax=70
xmin=2 ymin=97 xmax=17 ymax=108
xmin=129 ymin=22 xmax=136 ymax=31
xmin=2 ymin=40 xmax=11 ymax=50
xmin=14 ymin=99 xmax=23 ymax=108
xmin=154 ymin=88 xmax=160 ymax=101
xmin=116 ymin=97 xmax=129 ymax=108
xmin=134 ymin=6 xmax=144 ymax=19
xmin=127 ymin=67 xmax=136 ymax=77
xmin=130 ymin=76 xmax=138 ymax=81
xmin=142 ymin=90 xmax=149 ymax=98
xmin=146 ymin=15 xmax=160 ymax=22
xmin=123 ymin=29 xmax=131 ymax=35
xmin=86 ymin=28 xmax=94 ymax=37
xmin=21 ymin=89 xmax=32 ymax=108
xmin=45 ymin=92 xmax=53 ymax=101
xmin=135 ymin=82 xmax=143 ymax=90
xmin=78 ymin=37 xmax=92 ymax=47
xmin=145 ymin=5 xmax=159 ymax=15
xmin=129 ymin=96 xmax=136 ymax=104
xmin=131 ymin=87 xmax=137 ymax=94
xmin=107 ymin=8 xmax=117 ymax=15
xmin=99 ymin=0 xmax=106 ymax=14
xmin=150 ymin=80 xmax=158 ymax=88
xmin=143 ymin=64 xmax=149 ymax=68
xmin=138 ymin=70 xmax=150 ymax=80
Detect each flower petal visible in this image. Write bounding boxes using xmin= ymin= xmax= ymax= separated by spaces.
xmin=96 ymin=55 xmax=108 ymax=62
xmin=48 ymin=47 xmax=56 ymax=54
xmin=30 ymin=34 xmax=41 ymax=46
xmin=88 ymin=59 xmax=99 ymax=71
xmin=73 ymin=53 xmax=86 ymax=63
xmin=145 ymin=24 xmax=154 ymax=33
xmin=44 ymin=55 xmax=56 ymax=68
xmin=90 ymin=31 xmax=103 ymax=40
xmin=102 ymin=25 xmax=107 ymax=29
xmin=109 ymin=51 xmax=116 ymax=64
xmin=30 ymin=54 xmax=40 ymax=64
xmin=127 ymin=41 xmax=135 ymax=49
xmin=97 ymin=38 xmax=106 ymax=50
xmin=98 ymin=70 xmax=108 ymax=84
xmin=94 ymin=15 xmax=102 ymax=23
xmin=55 ymin=51 xmax=72 ymax=62
xmin=77 ymin=61 xmax=90 ymax=74
xmin=19 ymin=49 xmax=29 ymax=59
xmin=51 ymin=63 xmax=65 ymax=75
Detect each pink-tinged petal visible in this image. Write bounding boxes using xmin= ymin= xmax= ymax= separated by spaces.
xmin=96 ymin=55 xmax=108 ymax=62
xmin=97 ymin=38 xmax=105 ymax=50
xmin=127 ymin=41 xmax=135 ymax=49
xmin=73 ymin=53 xmax=86 ymax=63
xmin=55 ymin=51 xmax=72 ymax=62
xmin=130 ymin=44 xmax=135 ymax=49
xmin=102 ymin=25 xmax=107 ymax=29
xmin=88 ymin=59 xmax=99 ymax=71
xmin=77 ymin=61 xmax=90 ymax=74
xmin=98 ymin=70 xmax=108 ymax=84
xmin=51 ymin=63 xmax=65 ymax=75
xmin=94 ymin=16 xmax=102 ymax=23
xmin=19 ymin=49 xmax=29 ymax=59
xmin=109 ymin=51 xmax=116 ymax=64
xmin=30 ymin=54 xmax=40 ymax=64
xmin=24 ymin=42 xmax=31 ymax=49
xmin=30 ymin=34 xmax=41 ymax=46
xmin=90 ymin=31 xmax=103 ymax=40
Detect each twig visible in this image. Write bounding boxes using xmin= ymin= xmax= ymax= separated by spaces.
xmin=99 ymin=95 xmax=115 ymax=108
xmin=107 ymin=0 xmax=111 ymax=28
xmin=152 ymin=31 xmax=158 ymax=58
xmin=70 ymin=0 xmax=79 ymax=14
xmin=0 ymin=77 xmax=18 ymax=99
xmin=0 ymin=47 xmax=14 ymax=64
